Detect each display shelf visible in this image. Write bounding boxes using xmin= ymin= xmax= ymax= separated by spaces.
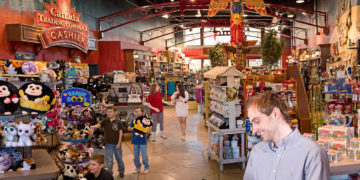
xmin=61 ymin=116 xmax=92 ymax=121
xmin=207 ymin=121 xmax=246 ymax=172
xmin=60 ymin=137 xmax=92 ymax=143
xmin=209 ymin=97 xmax=241 ymax=105
xmin=330 ymin=157 xmax=360 ymax=176
xmin=0 ymin=74 xmax=39 ymax=78
xmin=0 ymin=149 xmax=59 ymax=180
xmin=207 ymin=122 xmax=245 ymax=134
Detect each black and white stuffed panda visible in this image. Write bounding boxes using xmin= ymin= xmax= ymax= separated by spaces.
xmin=56 ymin=165 xmax=77 ymax=180
xmin=19 ymin=82 xmax=55 ymax=114
xmin=0 ymin=80 xmax=19 ymax=115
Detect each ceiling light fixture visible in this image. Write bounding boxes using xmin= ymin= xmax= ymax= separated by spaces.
xmin=162 ymin=14 xmax=169 ymax=19
xmin=296 ymin=0 xmax=305 ymax=3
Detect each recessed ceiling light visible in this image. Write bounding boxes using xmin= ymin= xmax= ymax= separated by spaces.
xmin=287 ymin=14 xmax=294 ymax=18
xmin=162 ymin=14 xmax=169 ymax=19
xmin=296 ymin=0 xmax=305 ymax=3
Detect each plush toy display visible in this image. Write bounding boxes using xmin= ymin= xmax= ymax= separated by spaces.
xmin=133 ymin=115 xmax=153 ymax=137
xmin=0 ymin=81 xmax=19 ymax=115
xmin=21 ymin=62 xmax=38 ymax=75
xmin=0 ymin=60 xmax=9 ymax=74
xmin=17 ymin=122 xmax=35 ymax=146
xmin=16 ymin=158 xmax=36 ymax=171
xmin=4 ymin=123 xmax=18 ymax=147
xmin=0 ymin=150 xmax=11 ymax=173
xmin=46 ymin=108 xmax=60 ymax=132
xmin=19 ymin=82 xmax=55 ymax=114
xmin=58 ymin=144 xmax=90 ymax=164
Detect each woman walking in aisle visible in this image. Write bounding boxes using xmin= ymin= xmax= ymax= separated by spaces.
xmin=171 ymin=83 xmax=189 ymax=141
xmin=146 ymin=83 xmax=171 ymax=142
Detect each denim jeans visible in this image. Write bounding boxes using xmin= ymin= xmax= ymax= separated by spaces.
xmin=105 ymin=144 xmax=125 ymax=174
xmin=133 ymin=144 xmax=149 ymax=169
xmin=93 ymin=148 xmax=106 ymax=168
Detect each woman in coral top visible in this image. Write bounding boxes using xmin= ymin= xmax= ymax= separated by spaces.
xmin=146 ymin=83 xmax=171 ymax=142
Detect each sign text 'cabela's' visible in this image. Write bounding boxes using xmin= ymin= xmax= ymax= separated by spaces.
xmin=35 ymin=0 xmax=89 ymax=52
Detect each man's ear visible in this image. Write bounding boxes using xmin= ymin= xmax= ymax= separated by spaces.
xmin=272 ymin=107 xmax=281 ymax=119
xmin=100 ymin=163 xmax=104 ymax=169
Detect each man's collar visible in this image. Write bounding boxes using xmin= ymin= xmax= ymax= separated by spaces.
xmin=269 ymin=128 xmax=301 ymax=151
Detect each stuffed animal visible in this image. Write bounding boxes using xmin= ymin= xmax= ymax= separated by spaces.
xmin=30 ymin=115 xmax=46 ymax=130
xmin=16 ymin=158 xmax=35 ymax=171
xmin=17 ymin=122 xmax=35 ymax=146
xmin=0 ymin=150 xmax=11 ymax=173
xmin=21 ymin=62 xmax=38 ymax=75
xmin=0 ymin=60 xmax=9 ymax=74
xmin=133 ymin=115 xmax=153 ymax=137
xmin=33 ymin=122 xmax=47 ymax=145
xmin=6 ymin=61 xmax=22 ymax=75
xmin=19 ymin=82 xmax=55 ymax=114
xmin=6 ymin=149 xmax=23 ymax=171
xmin=56 ymin=165 xmax=77 ymax=180
xmin=46 ymin=108 xmax=60 ymax=132
xmin=4 ymin=123 xmax=19 ymax=147
xmin=0 ymin=80 xmax=19 ymax=115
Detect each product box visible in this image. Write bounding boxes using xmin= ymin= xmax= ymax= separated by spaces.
xmin=332 ymin=140 xmax=347 ymax=154
xmin=348 ymin=148 xmax=356 ymax=160
xmin=327 ymin=150 xmax=342 ymax=163
xmin=317 ymin=139 xmax=331 ymax=151
xmin=350 ymin=138 xmax=360 ymax=149
xmin=318 ymin=125 xmax=333 ymax=140
xmin=303 ymin=133 xmax=316 ymax=141
xmin=333 ymin=126 xmax=353 ymax=141
xmin=356 ymin=149 xmax=360 ymax=160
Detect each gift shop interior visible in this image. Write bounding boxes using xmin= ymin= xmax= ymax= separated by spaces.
xmin=0 ymin=0 xmax=359 ymax=179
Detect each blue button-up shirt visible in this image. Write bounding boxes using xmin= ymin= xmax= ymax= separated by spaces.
xmin=244 ymin=129 xmax=330 ymax=180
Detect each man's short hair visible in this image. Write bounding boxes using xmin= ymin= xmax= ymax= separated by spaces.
xmin=91 ymin=153 xmax=105 ymax=165
xmin=246 ymin=91 xmax=289 ymax=122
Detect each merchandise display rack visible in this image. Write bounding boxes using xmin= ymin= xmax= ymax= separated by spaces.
xmin=207 ymin=122 xmax=246 ymax=172
xmin=204 ymin=66 xmax=246 ymax=172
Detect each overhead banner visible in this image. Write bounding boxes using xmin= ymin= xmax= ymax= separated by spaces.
xmin=35 ymin=0 xmax=89 ymax=52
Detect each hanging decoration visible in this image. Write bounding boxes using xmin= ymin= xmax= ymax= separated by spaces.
xmin=208 ymin=0 xmax=267 ymax=46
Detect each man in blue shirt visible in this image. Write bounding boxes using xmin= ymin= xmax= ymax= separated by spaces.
xmin=244 ymin=92 xmax=329 ymax=180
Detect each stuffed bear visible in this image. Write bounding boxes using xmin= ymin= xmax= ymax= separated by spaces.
xmin=0 ymin=80 xmax=19 ymax=115
xmin=19 ymin=82 xmax=55 ymax=114
xmin=6 ymin=61 xmax=22 ymax=75
xmin=21 ymin=62 xmax=38 ymax=75
xmin=17 ymin=122 xmax=35 ymax=147
xmin=0 ymin=150 xmax=11 ymax=173
xmin=133 ymin=115 xmax=153 ymax=137
xmin=4 ymin=123 xmax=19 ymax=147
xmin=56 ymin=165 xmax=77 ymax=180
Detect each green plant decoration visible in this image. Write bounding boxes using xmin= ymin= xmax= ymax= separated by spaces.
xmin=209 ymin=43 xmax=224 ymax=67
xmin=260 ymin=29 xmax=286 ymax=69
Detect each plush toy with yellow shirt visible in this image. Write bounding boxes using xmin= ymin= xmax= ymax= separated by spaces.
xmin=19 ymin=82 xmax=55 ymax=115
xmin=133 ymin=115 xmax=153 ymax=137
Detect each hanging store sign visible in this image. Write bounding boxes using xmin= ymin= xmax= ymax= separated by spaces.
xmin=39 ymin=27 xmax=89 ymax=52
xmin=35 ymin=0 xmax=89 ymax=52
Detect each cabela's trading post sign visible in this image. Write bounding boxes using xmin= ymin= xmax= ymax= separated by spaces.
xmin=35 ymin=0 xmax=89 ymax=52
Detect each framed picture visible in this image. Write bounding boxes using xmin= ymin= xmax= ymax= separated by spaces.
xmin=15 ymin=52 xmax=35 ymax=60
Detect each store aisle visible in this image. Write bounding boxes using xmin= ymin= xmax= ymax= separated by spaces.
xmin=114 ymin=107 xmax=245 ymax=180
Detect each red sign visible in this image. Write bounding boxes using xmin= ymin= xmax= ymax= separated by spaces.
xmin=35 ymin=0 xmax=90 ymax=52
xmin=39 ymin=27 xmax=89 ymax=53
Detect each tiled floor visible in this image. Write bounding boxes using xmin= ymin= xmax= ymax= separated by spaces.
xmin=112 ymin=107 xmax=245 ymax=180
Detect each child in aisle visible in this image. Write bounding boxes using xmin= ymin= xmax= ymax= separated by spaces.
xmin=85 ymin=153 xmax=114 ymax=180
xmin=130 ymin=107 xmax=151 ymax=174
xmin=92 ymin=106 xmax=125 ymax=178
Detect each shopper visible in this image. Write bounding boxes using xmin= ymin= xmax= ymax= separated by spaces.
xmin=130 ymin=107 xmax=151 ymax=174
xmin=85 ymin=153 xmax=114 ymax=180
xmin=244 ymin=92 xmax=329 ymax=180
xmin=146 ymin=83 xmax=171 ymax=141
xmin=171 ymin=83 xmax=189 ymax=141
xmin=92 ymin=106 xmax=125 ymax=178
